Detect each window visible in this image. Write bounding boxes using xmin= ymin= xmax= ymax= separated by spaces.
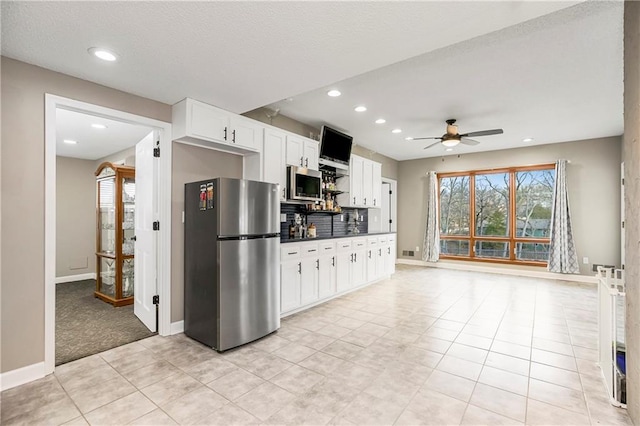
xmin=438 ymin=165 xmax=555 ymax=265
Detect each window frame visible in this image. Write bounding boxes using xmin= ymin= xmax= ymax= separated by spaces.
xmin=438 ymin=163 xmax=555 ymax=267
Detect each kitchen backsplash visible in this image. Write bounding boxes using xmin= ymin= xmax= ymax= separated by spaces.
xmin=280 ymin=203 xmax=368 ymax=241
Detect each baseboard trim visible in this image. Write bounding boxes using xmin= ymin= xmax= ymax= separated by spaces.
xmin=170 ymin=320 xmax=184 ymax=335
xmin=0 ymin=362 xmax=45 ymax=391
xmin=396 ymin=259 xmax=597 ymax=284
xmin=55 ymin=273 xmax=96 ymax=284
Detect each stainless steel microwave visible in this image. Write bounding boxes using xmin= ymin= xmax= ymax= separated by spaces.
xmin=287 ymin=166 xmax=323 ymax=202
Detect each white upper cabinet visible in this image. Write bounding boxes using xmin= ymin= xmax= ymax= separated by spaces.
xmin=371 ymin=161 xmax=382 ymax=208
xmin=263 ymin=128 xmax=287 ymax=201
xmin=172 ymin=98 xmax=262 ymax=154
xmin=286 ymin=135 xmax=319 ymax=171
xmin=362 ymin=159 xmax=373 ymax=207
xmin=337 ymin=154 xmax=382 ymax=209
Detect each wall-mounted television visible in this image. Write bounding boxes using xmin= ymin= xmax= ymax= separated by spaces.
xmin=319 ymin=125 xmax=353 ymax=167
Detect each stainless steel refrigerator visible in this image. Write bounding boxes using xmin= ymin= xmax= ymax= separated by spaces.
xmin=184 ymin=178 xmax=280 ymax=351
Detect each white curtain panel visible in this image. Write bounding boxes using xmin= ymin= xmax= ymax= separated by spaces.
xmin=548 ymin=159 xmax=580 ymax=274
xmin=423 ymin=171 xmax=440 ymax=262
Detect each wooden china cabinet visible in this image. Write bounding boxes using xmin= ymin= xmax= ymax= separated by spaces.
xmin=95 ymin=162 xmax=136 ymax=306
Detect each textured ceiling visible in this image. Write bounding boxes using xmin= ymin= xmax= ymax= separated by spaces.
xmin=269 ymin=1 xmax=624 ymax=161
xmin=56 ymin=109 xmax=152 ymax=160
xmin=2 ymin=1 xmax=578 ymax=115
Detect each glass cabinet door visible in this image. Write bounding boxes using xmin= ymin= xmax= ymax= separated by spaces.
xmin=98 ymin=176 xmax=116 ymax=254
xmin=122 ymin=177 xmax=135 ymax=255
xmin=122 ymin=258 xmax=135 ymax=298
xmin=99 ymin=256 xmax=116 ymax=297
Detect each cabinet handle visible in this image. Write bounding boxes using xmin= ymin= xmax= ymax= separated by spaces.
xmin=368 ymin=250 xmax=371 ymax=259
xmin=374 ymin=199 xmax=376 ymax=206
xmin=308 ymin=249 xmax=316 ymax=253
xmin=353 ymin=197 xmax=356 ymax=204
xmin=283 ymin=187 xmax=287 ymax=199
xmin=288 ymin=252 xmax=298 ymax=255
xmin=300 ymin=156 xmax=304 ymax=166
xmin=350 ymin=253 xmax=354 ymax=263
xmin=388 ymin=247 xmax=391 ymax=254
xmin=364 ymin=198 xmax=367 ymax=205
xmin=379 ymin=248 xmax=382 ymax=257
xmin=305 ymin=158 xmax=308 ymax=167
xmin=224 ymin=127 xmax=228 ymax=141
xmin=332 ymin=256 xmax=335 ymax=266
xmin=316 ymin=259 xmax=319 ymax=270
xmin=354 ymin=253 xmax=357 ymax=262
xmin=298 ymin=262 xmax=301 ymax=274
xmin=232 ymin=129 xmax=236 ymax=143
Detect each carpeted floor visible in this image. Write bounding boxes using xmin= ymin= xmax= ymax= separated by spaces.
xmin=56 ymin=279 xmax=155 ymax=365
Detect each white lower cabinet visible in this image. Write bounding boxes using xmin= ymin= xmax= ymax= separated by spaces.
xmin=281 ymin=234 xmax=396 ymax=315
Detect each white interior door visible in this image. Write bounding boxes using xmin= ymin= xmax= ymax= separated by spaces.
xmin=134 ymin=131 xmax=158 ymax=332
xmin=381 ymin=182 xmax=391 ymax=232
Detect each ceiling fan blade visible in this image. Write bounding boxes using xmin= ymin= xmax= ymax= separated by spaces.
xmin=459 ymin=129 xmax=503 ymax=137
xmin=423 ymin=142 xmax=441 ymax=150
xmin=460 ymin=138 xmax=480 ymax=146
xmin=412 ymin=137 xmax=441 ymax=141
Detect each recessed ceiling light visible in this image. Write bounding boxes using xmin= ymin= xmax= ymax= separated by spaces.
xmin=327 ymin=90 xmax=341 ymax=97
xmin=63 ymin=139 xmax=78 ymax=145
xmin=91 ymin=123 xmax=107 ymax=129
xmin=375 ymin=118 xmax=386 ymax=124
xmin=354 ymin=106 xmax=367 ymax=112
xmin=392 ymin=128 xmax=402 ymax=134
xmin=405 ymin=137 xmax=413 ymax=141
xmin=88 ymin=47 xmax=118 ymax=62
xmin=522 ymin=137 xmax=534 ymax=143
xmin=446 ymin=148 xmax=453 ymax=152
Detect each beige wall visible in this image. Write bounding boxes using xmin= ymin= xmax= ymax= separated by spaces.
xmin=170 ymin=143 xmax=243 ymax=322
xmin=56 ymin=157 xmax=96 ymax=278
xmin=243 ymin=107 xmax=399 ymax=180
xmin=397 ymin=136 xmax=622 ymax=276
xmin=624 ymin=1 xmax=640 ymax=422
xmin=0 ymin=57 xmax=171 ymax=373
xmin=96 ymin=146 xmax=136 ymax=167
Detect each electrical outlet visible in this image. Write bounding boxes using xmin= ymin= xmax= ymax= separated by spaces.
xmin=280 ymin=213 xmax=287 ymax=223
xmin=415 ymin=246 xmax=420 ymax=252
xmin=583 ymin=257 xmax=589 ymax=265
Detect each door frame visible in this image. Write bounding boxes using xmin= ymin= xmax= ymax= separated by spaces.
xmin=382 ymin=177 xmax=398 ymax=233
xmin=44 ymin=94 xmax=172 ymax=374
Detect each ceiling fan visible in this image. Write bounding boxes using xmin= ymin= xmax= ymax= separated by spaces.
xmin=412 ymin=119 xmax=503 ymax=149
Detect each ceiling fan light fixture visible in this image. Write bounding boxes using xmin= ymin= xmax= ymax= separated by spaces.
xmin=442 ymin=139 xmax=460 ymax=147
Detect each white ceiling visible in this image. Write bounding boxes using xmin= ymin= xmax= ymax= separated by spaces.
xmin=270 ymin=1 xmax=624 ymax=160
xmin=56 ymin=109 xmax=152 ymax=160
xmin=2 ymin=1 xmax=621 ymax=162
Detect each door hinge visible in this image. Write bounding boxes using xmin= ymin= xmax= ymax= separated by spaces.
xmin=153 ymin=147 xmax=160 ymax=157
xmin=152 ymin=295 xmax=159 ymax=305
xmin=622 ymin=178 xmax=625 ymax=185
xmin=389 ymin=219 xmax=393 ymax=224
xmin=622 ymin=221 xmax=625 ymax=229
xmin=153 ymin=221 xmax=160 ymax=231
xmin=389 ymin=190 xmax=393 ymax=195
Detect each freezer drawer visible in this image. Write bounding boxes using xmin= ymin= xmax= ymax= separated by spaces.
xmin=218 ymin=237 xmax=281 ymax=351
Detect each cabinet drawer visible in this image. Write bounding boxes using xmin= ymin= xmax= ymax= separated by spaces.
xmin=353 ymin=238 xmax=367 ymax=249
xmin=300 ymin=242 xmax=319 ymax=257
xmin=281 ymin=245 xmax=301 ymax=261
xmin=319 ymin=242 xmax=336 ymax=255
xmin=367 ymin=237 xmax=378 ymax=247
xmin=388 ymin=234 xmax=396 ymax=242
xmin=378 ymin=235 xmax=388 ymax=244
xmin=337 ymin=240 xmax=353 ymax=252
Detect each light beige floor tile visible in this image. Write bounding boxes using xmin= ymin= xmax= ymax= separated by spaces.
xmin=276 ymin=325 xmax=312 ymax=342
xmin=469 ymin=383 xmax=527 ymax=422
xmin=271 ymin=365 xmax=324 ymax=395
xmin=397 ymin=345 xmax=443 ymax=368
xmin=62 ymin=416 xmax=90 ymax=426
xmin=66 ymin=374 xmax=136 ymax=413
xmin=103 ymin=348 xmax=159 ymax=375
xmin=462 ymin=323 xmax=498 ymax=339
xmin=385 ymin=359 xmax=434 ymax=386
xmin=181 ymin=356 xmax=238 ymax=384
xmin=328 ymin=362 xmax=380 ymax=390
xmin=424 ymin=326 xmax=459 ymax=341
xmin=264 ymin=398 xmax=334 ymax=426
xmin=273 ymin=342 xmax=317 ymax=363
xmin=383 ymin=327 xmax=421 ymax=344
xmin=495 ymin=330 xmax=533 ymax=347
xmin=197 ymin=403 xmax=261 ymax=425
xmin=297 ymin=332 xmax=336 ymax=350
xmin=339 ymin=328 xmax=380 ymax=347
xmin=478 ymin=365 xmax=529 ymax=396
xmin=334 ymin=316 xmax=366 ymax=330
xmin=121 ymin=359 xmax=180 ymax=389
xmin=139 ymin=372 xmax=201 ymax=405
xmin=526 ymin=398 xmax=590 ymax=425
xmin=423 ymin=369 xmax=476 ymax=402
xmin=363 ymin=371 xmax=420 ymax=406
xmin=128 ymin=408 xmax=177 ymax=425
xmin=85 ymin=392 xmax=156 ymax=425
xmin=455 ymin=333 xmax=493 ymax=350
xmin=413 ymin=335 xmax=452 ymax=354
xmin=436 ymin=355 xmax=483 ymax=381
xmin=342 ymin=309 xmax=377 ymax=323
xmin=531 ymin=348 xmax=577 ymax=372
xmin=533 ymin=329 xmax=572 ymax=344
xmin=299 ymin=352 xmax=347 ymax=376
xmin=219 ymin=345 xmax=265 ymax=365
xmin=585 ymin=392 xmax=633 ymax=425
xmin=532 ymin=337 xmax=574 ymax=357
xmin=530 ymin=362 xmax=582 ymax=391
xmin=161 ymin=386 xmax=228 ymax=424
xmin=485 ymin=352 xmax=530 ymax=376
xmin=490 ymin=340 xmax=531 ymax=360
xmin=207 ymin=368 xmax=265 ymax=401
xmin=300 ymin=377 xmax=360 ymax=416
xmin=234 ymin=351 xmax=294 ymax=380
xmin=340 ymin=391 xmax=405 ymax=425
xmin=528 ymin=378 xmax=587 ymax=414
xmin=57 ymin=359 xmax=122 ymax=393
xmin=447 ymin=342 xmax=489 ymax=363
xmin=317 ymin=323 xmax=353 ymax=339
xmin=3 ymin=388 xmax=81 ymax=426
xmin=250 ymin=334 xmax=291 ymax=353
xmin=235 ymin=382 xmax=296 ymax=421
xmin=1 ymin=375 xmax=72 ymax=422
xmin=321 ymin=340 xmax=363 ymax=360
xmin=99 ymin=342 xmax=148 ymax=363
xmin=356 ymin=322 xmax=391 ymax=337
xmin=573 ymin=346 xmax=598 ymax=361
xmin=461 ymin=404 xmax=524 ymax=425
xmin=401 ymin=388 xmax=468 ymax=425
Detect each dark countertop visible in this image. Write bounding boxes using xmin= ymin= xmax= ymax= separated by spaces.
xmin=281 ymin=232 xmax=396 ymax=244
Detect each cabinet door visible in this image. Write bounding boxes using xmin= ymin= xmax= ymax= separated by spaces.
xmin=352 ymin=250 xmax=366 ymax=287
xmin=376 ymin=246 xmax=384 ymax=279
xmin=336 ymin=251 xmax=352 ymax=292
xmin=362 ymin=160 xmax=373 ymax=207
xmin=372 ymin=162 xmax=382 ymax=209
xmin=389 ymin=240 xmax=396 ymax=274
xmin=281 ymin=260 xmax=301 ymax=313
xmin=351 ymin=156 xmax=365 ymax=206
xmin=304 ymin=140 xmax=319 ymax=171
xmin=367 ymin=248 xmax=377 ymax=282
xmin=300 ymin=257 xmax=319 ymax=306
xmin=189 ymin=100 xmax=230 ymax=143
xmin=286 ymin=135 xmax=305 ymax=167
xmin=318 ymin=254 xmax=337 ymax=299
xmin=230 ymin=116 xmax=262 ymax=152
xmin=263 ymin=128 xmax=287 ymax=200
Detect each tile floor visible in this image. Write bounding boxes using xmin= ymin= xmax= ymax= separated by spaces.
xmin=1 ymin=265 xmax=632 ymax=425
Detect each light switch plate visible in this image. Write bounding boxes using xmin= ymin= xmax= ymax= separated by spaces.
xmin=583 ymin=257 xmax=589 ymax=264
xmin=182 ymin=211 xmax=185 ymax=224
xmin=280 ymin=213 xmax=287 ymax=223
